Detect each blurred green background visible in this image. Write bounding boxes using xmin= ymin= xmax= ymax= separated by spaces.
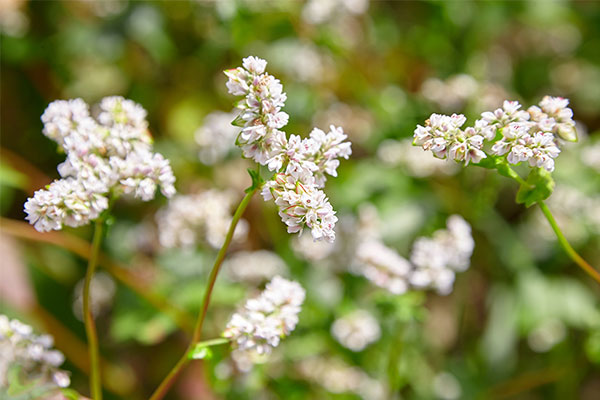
xmin=1 ymin=1 xmax=600 ymax=399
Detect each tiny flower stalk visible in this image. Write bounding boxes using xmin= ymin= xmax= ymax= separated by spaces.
xmin=83 ymin=218 xmax=105 ymax=400
xmin=413 ymin=97 xmax=600 ymax=284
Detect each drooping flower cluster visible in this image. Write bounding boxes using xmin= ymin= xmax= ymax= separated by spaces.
xmin=331 ymin=309 xmax=381 ymax=352
xmin=155 ymin=190 xmax=248 ymax=249
xmin=414 ymin=96 xmax=576 ymax=172
xmin=223 ymin=276 xmax=305 ymax=356
xmin=355 ymin=215 xmax=474 ymax=295
xmin=0 ymin=315 xmax=70 ymax=390
xmin=24 ymin=97 xmax=176 ymax=232
xmin=226 ymin=56 xmax=351 ymax=242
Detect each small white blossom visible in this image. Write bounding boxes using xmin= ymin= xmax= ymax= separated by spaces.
xmin=156 ymin=190 xmax=248 ymax=249
xmin=0 ymin=315 xmax=70 ymax=390
xmin=72 ymin=272 xmax=116 ymax=321
xmin=223 ymin=276 xmax=305 ymax=356
xmin=331 ymin=309 xmax=381 ymax=351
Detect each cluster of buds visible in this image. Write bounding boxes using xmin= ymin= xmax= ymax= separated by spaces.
xmin=0 ymin=315 xmax=70 ymax=390
xmin=356 ymin=215 xmax=474 ymax=295
xmin=414 ymin=96 xmax=576 ymax=172
xmin=25 ymin=96 xmax=176 ymax=232
xmin=225 ymin=56 xmax=351 ymax=242
xmin=222 ymin=276 xmax=305 ymax=356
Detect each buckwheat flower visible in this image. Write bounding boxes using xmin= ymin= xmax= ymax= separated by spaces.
xmin=0 ymin=315 xmax=70 ymax=390
xmin=156 ymin=190 xmax=248 ymax=249
xmin=297 ymin=357 xmax=387 ymax=400
xmin=224 ymin=250 xmax=288 ymax=283
xmin=490 ymin=122 xmax=561 ymax=171
xmin=195 ymin=111 xmax=240 ymax=165
xmin=223 ymin=276 xmax=305 ymax=356
xmin=306 ymin=125 xmax=352 ymax=187
xmin=261 ymin=173 xmax=338 ymax=242
xmin=24 ymin=178 xmax=109 ymax=232
xmin=413 ymin=113 xmax=487 ymax=165
xmin=356 ymin=240 xmax=412 ymax=295
xmin=535 ymin=95 xmax=577 ymax=141
xmin=331 ymin=309 xmax=381 ymax=351
xmin=409 ymin=215 xmax=474 ymax=295
xmin=25 ymin=97 xmax=176 ymax=232
xmin=480 ymin=100 xmax=530 ymax=129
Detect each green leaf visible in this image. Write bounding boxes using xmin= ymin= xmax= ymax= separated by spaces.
xmin=474 ymin=155 xmax=500 ymax=170
xmin=188 ymin=344 xmax=213 ymax=360
xmin=231 ymin=113 xmax=246 ymax=127
xmin=61 ymin=388 xmax=83 ymax=400
xmin=516 ymin=168 xmax=555 ymax=207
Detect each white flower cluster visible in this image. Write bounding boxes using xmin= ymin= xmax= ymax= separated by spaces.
xmin=224 ymin=250 xmax=288 ymax=284
xmin=24 ymin=97 xmax=176 ymax=232
xmin=414 ymin=96 xmax=576 ymax=172
xmin=0 ymin=315 xmax=70 ymax=390
xmin=409 ymin=215 xmax=475 ymax=295
xmin=223 ymin=276 xmax=305 ymax=356
xmin=331 ymin=309 xmax=381 ymax=352
xmin=297 ymin=357 xmax=387 ymax=400
xmin=355 ymin=215 xmax=474 ymax=295
xmin=156 ymin=190 xmax=248 ymax=249
xmin=226 ymin=56 xmax=351 ymax=242
xmin=195 ymin=111 xmax=240 ymax=165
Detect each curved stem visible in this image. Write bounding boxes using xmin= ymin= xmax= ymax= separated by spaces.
xmin=83 ymin=220 xmax=105 ymax=400
xmin=538 ymin=201 xmax=600 ymax=285
xmin=149 ymin=188 xmax=257 ymax=400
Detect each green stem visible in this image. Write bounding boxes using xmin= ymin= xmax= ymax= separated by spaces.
xmin=502 ymin=165 xmax=600 ymax=285
xmin=193 ymin=337 xmax=230 ymax=348
xmin=83 ymin=220 xmax=105 ymax=400
xmin=148 ymin=188 xmax=257 ymax=400
xmin=538 ymin=201 xmax=600 ymax=285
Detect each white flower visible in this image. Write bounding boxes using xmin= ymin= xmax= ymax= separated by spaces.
xmin=409 ymin=215 xmax=474 ymax=295
xmin=331 ymin=309 xmax=381 ymax=351
xmin=0 ymin=314 xmax=70 ymax=389
xmin=25 ymin=97 xmax=176 ymax=232
xmin=195 ymin=111 xmax=240 ymax=165
xmin=261 ymin=173 xmax=338 ymax=242
xmin=24 ymin=178 xmax=109 ymax=232
xmin=356 ymin=240 xmax=411 ymax=295
xmin=223 ymin=276 xmax=305 ymax=356
xmin=413 ymin=113 xmax=486 ymax=165
xmin=224 ymin=250 xmax=288 ymax=283
xmin=156 ymin=190 xmax=248 ymax=249
xmin=226 ymin=57 xmax=350 ymax=243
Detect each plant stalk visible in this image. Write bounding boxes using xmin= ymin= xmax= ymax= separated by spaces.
xmin=83 ymin=220 xmax=105 ymax=400
xmin=148 ymin=188 xmax=257 ymax=400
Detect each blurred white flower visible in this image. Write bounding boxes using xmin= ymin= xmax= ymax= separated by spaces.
xmin=331 ymin=309 xmax=381 ymax=351
xmin=302 ymin=0 xmax=369 ymax=24
xmin=25 ymin=96 xmax=176 ymax=232
xmin=410 ymin=215 xmax=474 ymax=295
xmin=72 ymin=272 xmax=116 ymax=321
xmin=356 ymin=240 xmax=411 ymax=295
xmin=297 ymin=357 xmax=387 ymax=400
xmin=156 ymin=189 xmax=248 ymax=249
xmin=291 ymin=232 xmax=336 ymax=261
xmin=377 ymin=139 xmax=459 ymax=177
xmin=527 ymin=319 xmax=566 ymax=353
xmin=0 ymin=315 xmax=70 ymax=390
xmin=581 ymin=141 xmax=600 ymax=173
xmin=433 ymin=371 xmax=462 ymax=400
xmin=223 ymin=276 xmax=305 ymax=356
xmin=195 ymin=111 xmax=240 ymax=165
xmin=224 ymin=250 xmax=288 ymax=283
